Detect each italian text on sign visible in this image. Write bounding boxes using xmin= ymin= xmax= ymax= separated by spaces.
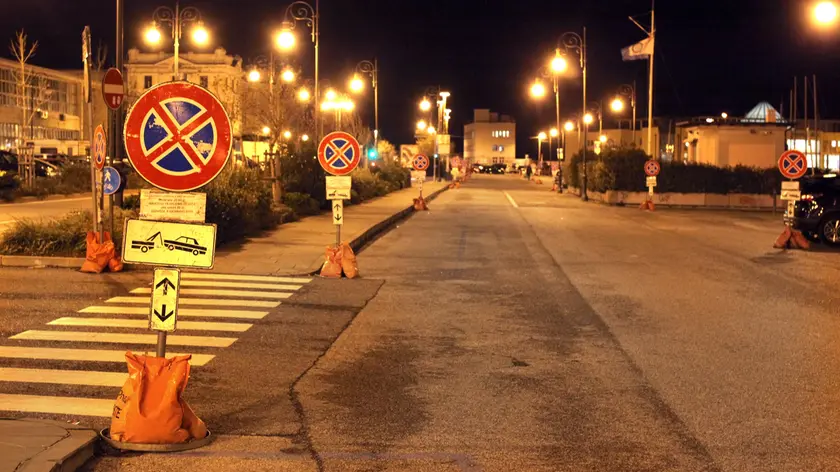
xmin=122 ymin=219 xmax=217 ymax=269
xmin=646 ymin=176 xmax=657 ymax=187
xmin=326 ymin=175 xmax=352 ymax=201
xmin=139 ymin=189 xmax=207 ymax=222
xmin=150 ymin=268 xmax=180 ymax=332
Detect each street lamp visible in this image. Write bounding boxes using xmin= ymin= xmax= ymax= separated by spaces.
xmin=262 ymin=126 xmax=270 ymax=135
xmin=562 ymin=28 xmax=588 ymax=201
xmin=529 ymin=79 xmax=547 ymax=99
xmin=550 ymin=127 xmax=558 ymax=162
xmin=145 ymin=2 xmax=208 ymax=79
xmin=325 ymin=88 xmax=337 ymax=101
xmin=564 ymin=121 xmax=575 ymax=132
xmin=280 ymin=68 xmax=295 ymax=83
xmin=279 ymin=1 xmax=319 ymax=138
xmin=298 ymin=87 xmax=311 ymax=102
xmin=419 ymin=98 xmax=432 ymax=112
xmin=814 ymin=1 xmax=838 ymax=25
xmin=351 ymin=59 xmax=378 ymax=145
xmin=417 ymin=120 xmax=427 ymax=131
xmin=301 ymin=134 xmax=309 ymax=142
xmin=283 ymin=130 xmax=292 ymax=140
xmin=589 ymin=101 xmax=603 ymax=134
xmin=247 ymin=68 xmax=261 ymax=82
xmin=537 ymin=131 xmax=547 ymax=165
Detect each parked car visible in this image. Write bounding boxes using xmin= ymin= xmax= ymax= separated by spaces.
xmin=789 ymin=174 xmax=840 ymax=245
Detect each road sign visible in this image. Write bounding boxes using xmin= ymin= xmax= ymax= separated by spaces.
xmin=124 ymin=81 xmax=232 ymax=192
xmin=332 ymin=200 xmax=343 ymax=225
xmin=92 ymin=124 xmax=106 ymax=170
xmin=413 ymin=154 xmax=429 ymax=171
xmin=646 ymin=176 xmax=657 ymax=187
xmin=139 ymin=189 xmax=206 ymax=223
xmin=781 ymin=180 xmax=801 ymax=200
xmin=326 ymin=175 xmax=352 ymax=201
xmin=150 ymin=268 xmax=179 ymax=332
xmin=102 ymin=166 xmax=120 ymax=196
xmin=411 ymin=170 xmax=426 ymax=182
xmin=102 ymin=67 xmax=125 ymax=110
xmin=644 ymin=159 xmax=660 ymax=177
xmin=122 ymin=218 xmax=217 ymax=269
xmin=318 ymin=131 xmax=361 ymax=176
xmin=778 ymin=150 xmax=807 ymax=179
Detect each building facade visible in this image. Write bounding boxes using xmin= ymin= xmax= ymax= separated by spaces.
xmin=463 ymin=109 xmax=516 ymax=165
xmin=125 ymin=48 xmax=243 ymax=138
xmin=0 ymin=57 xmax=87 ymax=155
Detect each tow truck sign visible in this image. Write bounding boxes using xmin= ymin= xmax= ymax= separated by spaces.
xmin=122 ymin=218 xmax=217 ymax=268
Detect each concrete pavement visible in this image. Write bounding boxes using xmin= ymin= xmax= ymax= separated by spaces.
xmin=0 ymin=196 xmax=92 ymax=233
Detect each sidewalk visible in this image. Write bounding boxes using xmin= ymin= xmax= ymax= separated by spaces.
xmin=0 ymin=418 xmax=98 ymax=472
xmin=211 ymin=181 xmax=449 ymax=275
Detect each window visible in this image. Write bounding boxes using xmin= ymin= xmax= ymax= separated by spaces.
xmin=200 ymin=76 xmax=209 ymax=88
xmin=492 ymin=145 xmax=498 ymax=151
xmin=498 ymin=145 xmax=504 ymax=152
xmin=143 ymin=76 xmax=152 ymax=89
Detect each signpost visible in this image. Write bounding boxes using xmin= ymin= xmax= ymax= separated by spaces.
xmin=122 ymin=80 xmax=231 ymax=357
xmin=102 ymin=67 xmax=125 ymax=110
xmin=318 ymin=131 xmax=361 ymax=249
xmin=774 ymin=150 xmax=809 ymax=249
xmin=642 ymin=159 xmax=660 ymax=210
xmin=412 ymin=154 xmax=430 ymax=203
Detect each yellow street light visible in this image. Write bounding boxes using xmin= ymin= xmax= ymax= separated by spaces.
xmin=427 ymin=126 xmax=436 ymax=135
xmin=550 ymin=52 xmax=568 ymax=74
xmin=276 ymin=23 xmax=296 ymax=50
xmin=262 ymin=126 xmax=270 ymax=135
xmin=419 ymin=98 xmax=432 ymax=111
xmin=564 ymin=121 xmax=575 ymax=132
xmin=349 ymin=74 xmax=364 ymax=93
xmin=599 ymin=135 xmax=607 ymax=143
xmin=301 ymin=134 xmax=309 ymax=142
xmin=538 ymin=131 xmax=547 ymax=140
xmin=814 ymin=1 xmax=838 ymax=25
xmin=320 ymin=101 xmax=334 ymax=111
xmin=550 ymin=128 xmax=559 ymax=138
xmin=247 ymin=69 xmax=261 ymax=82
xmin=144 ymin=23 xmax=162 ymax=45
xmin=416 ymin=120 xmax=427 ymax=131
xmin=721 ymin=112 xmax=728 ymax=118
xmin=530 ymin=80 xmax=546 ymax=99
xmin=298 ymin=88 xmax=311 ymax=102
xmin=583 ymin=113 xmax=594 ymax=125
xmin=610 ymin=97 xmax=625 ymax=113
xmin=281 ymin=68 xmax=295 ymax=83
xmin=341 ymin=99 xmax=355 ymax=111
xmin=283 ymin=130 xmax=292 ymax=139
xmin=325 ymin=88 xmax=337 ymax=101
xmin=191 ymin=23 xmax=209 ymax=45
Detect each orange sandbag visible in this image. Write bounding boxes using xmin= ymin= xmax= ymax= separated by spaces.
xmin=80 ymin=231 xmax=115 ymax=273
xmin=108 ymin=256 xmax=124 ymax=272
xmin=320 ymin=246 xmax=342 ymax=278
xmin=413 ymin=197 xmax=428 ymax=211
xmin=340 ymin=243 xmax=359 ymax=279
xmin=110 ymin=353 xmax=206 ymax=444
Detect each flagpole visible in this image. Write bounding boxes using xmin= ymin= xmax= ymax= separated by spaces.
xmin=647 ymin=5 xmax=655 ymax=157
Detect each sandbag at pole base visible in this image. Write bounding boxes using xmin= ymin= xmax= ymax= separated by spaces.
xmin=80 ymin=231 xmax=124 ymax=273
xmin=413 ymin=197 xmax=428 ymax=211
xmin=110 ymin=353 xmax=207 ymax=445
xmin=639 ymin=200 xmax=655 ymax=211
xmin=319 ymin=242 xmax=360 ymax=278
xmin=773 ymin=226 xmax=810 ymax=250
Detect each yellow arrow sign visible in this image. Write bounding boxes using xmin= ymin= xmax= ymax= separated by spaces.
xmin=150 ymin=268 xmax=179 ymax=332
xmin=122 ymin=219 xmax=216 ymax=268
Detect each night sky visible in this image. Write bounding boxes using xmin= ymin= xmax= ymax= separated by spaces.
xmin=1 ymin=0 xmax=838 ymax=154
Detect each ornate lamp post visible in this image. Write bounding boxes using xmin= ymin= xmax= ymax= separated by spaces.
xmin=561 ymin=29 xmax=587 ymax=200
xmin=350 ymin=59 xmax=378 ymax=145
xmin=276 ymin=1 xmax=319 ymax=138
xmin=143 ymin=2 xmax=208 ymax=79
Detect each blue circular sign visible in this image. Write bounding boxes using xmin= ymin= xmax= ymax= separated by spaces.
xmin=102 ymin=166 xmax=121 ymax=196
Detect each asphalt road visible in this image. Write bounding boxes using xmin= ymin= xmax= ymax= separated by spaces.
xmin=0 ymin=196 xmax=91 ymax=232
xmin=5 ymin=174 xmax=840 ymax=471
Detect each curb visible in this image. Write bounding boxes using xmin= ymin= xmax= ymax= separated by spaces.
xmin=9 ymin=418 xmax=98 ymax=472
xmin=0 ymin=255 xmax=86 ymax=268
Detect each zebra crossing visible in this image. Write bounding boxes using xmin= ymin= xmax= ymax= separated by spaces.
xmin=0 ymin=272 xmax=310 ymax=418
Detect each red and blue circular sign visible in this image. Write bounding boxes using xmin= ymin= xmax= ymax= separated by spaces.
xmin=92 ymin=125 xmax=106 ymax=170
xmin=413 ymin=154 xmax=429 ymax=171
xmin=318 ymin=132 xmax=361 ymax=176
xmin=124 ymin=81 xmax=232 ymax=192
xmin=644 ymin=159 xmax=660 ymax=177
xmin=778 ymin=150 xmax=807 ymax=179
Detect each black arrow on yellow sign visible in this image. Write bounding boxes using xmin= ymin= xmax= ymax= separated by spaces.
xmin=154 ymin=304 xmax=174 ymax=322
xmin=155 ymin=277 xmax=176 ymax=295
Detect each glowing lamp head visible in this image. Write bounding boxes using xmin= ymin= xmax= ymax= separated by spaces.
xmin=325 ymin=89 xmax=337 ymax=101
xmin=283 ymin=130 xmax=292 ymax=139
xmin=191 ymin=23 xmax=209 ymax=45
xmin=550 ymin=53 xmax=568 ymax=74
xmin=261 ymin=126 xmax=270 ymax=135
xmin=350 ymin=74 xmax=364 ymax=93
xmin=564 ymin=121 xmax=575 ymax=132
xmin=298 ymin=88 xmax=311 ymax=102
xmin=599 ymin=135 xmax=607 ymax=143
xmin=419 ymin=98 xmax=432 ymax=111
xmin=550 ymin=128 xmax=559 ymax=137
xmin=301 ymin=134 xmax=309 ymax=142
xmin=610 ymin=98 xmax=625 ymax=112
xmin=144 ymin=23 xmax=162 ymax=45
xmin=275 ymin=24 xmax=296 ymax=50
xmin=538 ymin=131 xmax=547 ymax=140
xmin=416 ymin=120 xmax=427 ymax=131
xmin=583 ymin=113 xmax=594 ymax=125
xmin=281 ymin=68 xmax=295 ymax=83
xmin=530 ymin=80 xmax=546 ymax=99
xmin=427 ymin=126 xmax=436 ymax=135
xmin=248 ymin=69 xmax=261 ymax=82
xmin=721 ymin=112 xmax=728 ymax=119
xmin=814 ymin=1 xmax=838 ymax=25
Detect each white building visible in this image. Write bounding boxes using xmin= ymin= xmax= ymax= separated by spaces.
xmin=124 ymin=48 xmax=243 ymax=138
xmin=463 ymin=109 xmax=516 ymax=166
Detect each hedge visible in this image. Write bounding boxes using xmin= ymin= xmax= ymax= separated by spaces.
xmin=564 ymin=148 xmax=782 ymax=195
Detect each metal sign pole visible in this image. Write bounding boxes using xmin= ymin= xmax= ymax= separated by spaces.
xmin=82 ymin=27 xmax=97 ymax=237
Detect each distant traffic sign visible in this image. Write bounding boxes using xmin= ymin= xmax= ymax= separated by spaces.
xmin=644 ymin=159 xmax=660 ymax=177
xmin=102 ymin=67 xmax=125 ymax=110
xmin=451 ymin=156 xmax=462 ymax=168
xmin=102 ymin=166 xmax=120 ymax=196
xmin=92 ymin=125 xmax=106 ymax=170
xmin=412 ymin=154 xmax=429 ymax=171
xmin=778 ymin=150 xmax=807 ymax=179
xmin=318 ymin=131 xmax=361 ymax=176
xmin=124 ymin=81 xmax=232 ymax=192
xmin=122 ymin=218 xmax=217 ymax=268
xmin=150 ymin=268 xmax=179 ymax=332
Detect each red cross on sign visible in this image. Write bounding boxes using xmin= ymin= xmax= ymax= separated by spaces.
xmin=778 ymin=150 xmax=807 ymax=179
xmin=412 ymin=154 xmax=429 ymax=171
xmin=123 ymin=81 xmax=232 ymax=192
xmin=644 ymin=159 xmax=660 ymax=177
xmin=318 ymin=132 xmax=361 ymax=176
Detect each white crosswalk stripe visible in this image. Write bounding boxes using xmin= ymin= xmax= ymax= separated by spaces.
xmin=0 ymin=272 xmax=310 ymax=418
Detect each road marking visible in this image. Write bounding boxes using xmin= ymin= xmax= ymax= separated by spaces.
xmin=182 ymin=273 xmax=312 ymax=284
xmin=504 ymin=191 xmax=519 ymax=208
xmin=130 ymin=287 xmax=292 ymax=299
xmin=11 ymin=330 xmax=237 ymax=347
xmin=49 ymin=317 xmax=253 ymax=332
xmin=105 ymin=296 xmax=280 ymax=308
xmin=0 ymin=393 xmax=113 ymax=417
xmin=0 ymin=346 xmax=214 ymax=365
xmin=0 ymin=367 xmax=126 ymax=387
xmin=80 ymin=305 xmax=268 ymax=320
xmin=180 ymin=280 xmax=303 ymax=290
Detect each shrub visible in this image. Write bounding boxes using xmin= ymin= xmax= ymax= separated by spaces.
xmin=283 ymin=192 xmax=321 ymax=216
xmin=204 ymin=166 xmax=278 ymax=244
xmin=0 ymin=171 xmax=19 ymax=201
xmin=121 ymin=194 xmax=140 ymax=210
xmin=15 ymin=161 xmax=92 ymax=199
xmin=350 ymin=168 xmax=380 ymax=202
xmin=374 ymin=162 xmax=410 ymax=190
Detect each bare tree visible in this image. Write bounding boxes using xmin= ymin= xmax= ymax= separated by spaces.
xmin=94 ymin=40 xmax=108 ymax=72
xmin=9 ymin=30 xmax=51 ymax=184
xmin=336 ymin=110 xmax=372 ymax=147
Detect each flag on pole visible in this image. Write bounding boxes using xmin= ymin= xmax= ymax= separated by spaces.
xmin=621 ymin=37 xmax=654 ymax=61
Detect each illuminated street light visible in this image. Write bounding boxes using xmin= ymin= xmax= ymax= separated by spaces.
xmin=283 ymin=130 xmax=292 ymax=139
xmin=349 ymin=74 xmax=364 ymax=93
xmin=420 ymin=98 xmax=432 ymax=111
xmin=550 ymin=128 xmax=559 ymax=138
xmin=247 ymin=68 xmax=261 ymax=82
xmin=530 ymin=80 xmax=547 ymax=99
xmin=146 ymin=4 xmax=207 ymax=78
xmin=564 ymin=121 xmax=575 ymax=132
xmin=301 ymin=134 xmax=309 ymax=141
xmin=281 ymin=68 xmax=295 ymax=83
xmin=325 ymin=88 xmax=337 ymax=101
xmin=191 ymin=22 xmax=209 ymax=45
xmin=814 ymin=1 xmax=838 ymax=25
xmin=417 ymin=120 xmax=427 ymax=131
xmin=721 ymin=112 xmax=728 ymax=118
xmin=550 ymin=51 xmax=568 ymax=74
xmin=538 ymin=131 xmax=547 ymax=140
xmin=275 ymin=24 xmax=296 ymax=50
xmin=599 ymin=135 xmax=607 ymax=143
xmin=262 ymin=126 xmax=270 ymax=135
xmin=610 ymin=97 xmax=625 ymax=113
xmin=144 ymin=23 xmax=162 ymax=44
xmin=427 ymin=126 xmax=436 ymax=135
xmin=298 ymin=88 xmax=311 ymax=102
xmin=583 ymin=113 xmax=594 ymax=125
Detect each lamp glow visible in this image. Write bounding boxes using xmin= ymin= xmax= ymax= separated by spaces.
xmin=144 ymin=24 xmax=162 ymax=45
xmin=191 ymin=23 xmax=209 ymax=45
xmin=420 ymin=98 xmax=432 ymax=111
xmin=564 ymin=121 xmax=575 ymax=132
xmin=248 ymin=69 xmax=261 ymax=82
xmin=530 ymin=80 xmax=546 ymax=99
xmin=281 ymin=68 xmax=295 ymax=83
xmin=276 ymin=25 xmax=296 ymax=50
